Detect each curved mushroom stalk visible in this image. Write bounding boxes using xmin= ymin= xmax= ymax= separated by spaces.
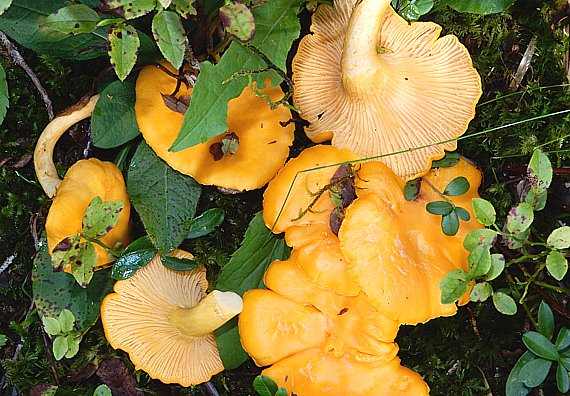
xmin=34 ymin=95 xmax=99 ymax=198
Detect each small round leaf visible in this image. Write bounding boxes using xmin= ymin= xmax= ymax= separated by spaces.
xmin=443 ymin=176 xmax=470 ymax=196
xmin=42 ymin=316 xmax=61 ymax=336
xmin=547 ymin=226 xmax=570 ymax=250
xmin=506 ymin=202 xmax=534 ymax=234
xmin=493 ymin=292 xmax=517 ymax=315
xmin=523 ymin=331 xmax=560 ymax=361
xmin=470 ymin=282 xmax=492 ymax=302
xmin=472 ymin=198 xmax=496 ymax=226
xmin=404 ymin=179 xmax=421 ymax=201
xmin=484 ymin=254 xmax=505 ymax=281
xmin=426 ymin=201 xmax=453 ymax=215
xmin=463 ymin=229 xmax=497 ymax=251
xmin=454 ymin=206 xmax=471 ymax=221
xmin=439 ymin=269 xmax=470 ymax=304
xmin=546 ymin=251 xmax=568 ymax=281
xmin=52 ymin=335 xmax=68 ymax=360
xmin=442 ymin=211 xmax=460 ymax=236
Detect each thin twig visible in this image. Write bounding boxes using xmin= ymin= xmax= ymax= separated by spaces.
xmin=0 ymin=253 xmax=17 ymax=275
xmin=40 ymin=330 xmax=61 ymax=386
xmin=0 ymin=301 xmax=35 ymax=392
xmin=0 ymin=31 xmax=54 ymax=120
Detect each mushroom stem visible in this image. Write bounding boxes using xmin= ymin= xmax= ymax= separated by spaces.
xmin=341 ymin=0 xmax=391 ymax=96
xmin=170 ymin=290 xmax=243 ymax=337
xmin=34 ymin=95 xmax=99 ymax=198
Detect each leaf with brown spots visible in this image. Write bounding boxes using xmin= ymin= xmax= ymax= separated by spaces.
xmin=82 ymin=196 xmax=124 ymax=239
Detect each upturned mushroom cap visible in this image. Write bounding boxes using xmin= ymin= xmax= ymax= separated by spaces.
xmin=292 ymin=0 xmax=482 ymax=180
xmin=101 ymin=250 xmax=243 ymax=386
xmin=263 ymin=145 xmax=357 ymax=233
xmin=135 ymin=63 xmax=295 ymax=191
xmin=338 ymin=158 xmax=482 ymax=325
xmin=239 ymin=257 xmax=428 ymax=395
xmin=45 ymin=158 xmax=131 ymax=268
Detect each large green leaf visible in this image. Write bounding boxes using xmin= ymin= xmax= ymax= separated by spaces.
xmin=152 ymin=10 xmax=185 ymax=69
xmin=41 ymin=4 xmax=100 ymax=35
xmin=170 ymin=0 xmax=302 ymax=151
xmin=91 ymin=80 xmax=141 ymax=148
xmin=215 ymin=212 xmax=291 ymax=369
xmin=442 ymin=0 xmax=515 ymax=14
xmin=0 ymin=0 xmax=106 ymax=60
xmin=0 ymin=63 xmax=8 ymax=126
xmin=127 ymin=142 xmax=201 ymax=253
xmin=32 ymin=237 xmax=115 ymax=331
xmin=506 ymin=351 xmax=535 ymax=396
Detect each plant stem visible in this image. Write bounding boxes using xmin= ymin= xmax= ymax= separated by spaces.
xmin=81 ymin=234 xmax=120 ymax=258
xmin=532 ymin=280 xmax=570 ymax=294
xmin=421 ymin=177 xmax=455 ymax=206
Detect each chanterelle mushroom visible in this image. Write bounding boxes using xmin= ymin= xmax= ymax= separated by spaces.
xmin=101 ymin=250 xmax=243 ymax=386
xmin=292 ymin=0 xmax=482 ymax=180
xmin=135 ymin=62 xmax=295 ymax=191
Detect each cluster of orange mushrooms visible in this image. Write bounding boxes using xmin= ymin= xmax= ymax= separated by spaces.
xmin=34 ymin=0 xmax=486 ymax=394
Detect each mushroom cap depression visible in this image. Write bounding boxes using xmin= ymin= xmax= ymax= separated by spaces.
xmin=101 ymin=250 xmax=242 ymax=386
xmin=292 ymin=0 xmax=482 ymax=180
xmin=135 ymin=62 xmax=295 ymax=191
xmin=338 ymin=158 xmax=482 ymax=325
xmin=45 ymin=158 xmax=131 ymax=268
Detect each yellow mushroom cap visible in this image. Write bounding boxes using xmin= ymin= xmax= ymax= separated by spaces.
xmin=45 ymin=158 xmax=131 ymax=268
xmin=135 ymin=63 xmax=295 ymax=191
xmin=338 ymin=158 xmax=482 ymax=325
xmin=101 ymin=250 xmax=243 ymax=387
xmin=292 ymin=0 xmax=482 ymax=180
xmin=263 ymin=145 xmax=357 ymax=233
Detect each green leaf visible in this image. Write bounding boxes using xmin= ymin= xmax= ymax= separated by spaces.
xmin=562 ymin=357 xmax=570 ymax=371
xmin=0 ymin=64 xmax=8 ymax=126
xmin=504 ymin=228 xmax=531 ymax=250
xmin=506 ymin=351 xmax=534 ymax=396
xmin=439 ymin=269 xmax=470 ymax=304
xmin=556 ymin=328 xmax=570 ymax=350
xmin=216 ymin=212 xmax=290 ymax=369
xmin=69 ymin=241 xmax=98 ymax=287
xmin=519 ymin=358 xmax=552 ymax=388
xmin=0 ymin=0 xmax=13 ymax=15
xmin=253 ymin=375 xmax=278 ymax=396
xmin=468 ymin=245 xmax=492 ymax=278
xmin=0 ymin=0 xmax=106 ymax=60
xmin=64 ymin=334 xmax=80 ymax=358
xmin=538 ymin=302 xmax=554 ymax=340
xmin=484 ymin=254 xmax=505 ymax=281
xmin=442 ymin=0 xmax=515 ymax=14
xmin=493 ymin=291 xmax=517 ymax=315
xmin=527 ymin=149 xmax=553 ymax=192
xmin=152 ymin=11 xmax=186 ymax=69
xmin=108 ymin=23 xmax=140 ymax=81
xmin=216 ymin=318 xmax=249 ymax=370
xmin=523 ymin=331 xmax=560 ymax=361
xmin=170 ymin=0 xmax=302 ymax=151
xmin=82 ymin=196 xmax=124 ymax=239
xmin=127 ymin=142 xmax=201 ymax=253
xmin=41 ymin=4 xmax=99 ymax=35
xmin=546 ymin=251 xmax=568 ymax=281
xmin=392 ymin=0 xmax=433 ymax=20
xmin=94 ymin=384 xmax=113 ymax=396
xmin=470 ymin=282 xmax=492 ymax=302
xmin=525 ymin=186 xmax=547 ymax=211
xmin=441 ymin=211 xmax=460 ymax=236
xmin=53 ymin=335 xmax=68 ymax=360
xmin=112 ymin=236 xmax=157 ymax=280
xmin=187 ymin=208 xmax=225 ymax=239
xmin=472 ymin=198 xmax=496 ymax=226
xmin=547 ymin=226 xmax=570 ymax=250
xmin=463 ymin=228 xmax=497 ymax=251
xmin=91 ymin=80 xmax=141 ymax=148
xmin=443 ymin=176 xmax=470 ymax=196
xmin=106 ymin=0 xmax=156 ymax=19
xmin=404 ymin=179 xmax=421 ymax=201
xmin=426 ymin=201 xmax=453 ymax=215
xmin=506 ymin=202 xmax=534 ymax=234
xmin=454 ymin=206 xmax=470 ymax=221
xmin=556 ymin=363 xmax=570 ymax=393
xmin=58 ymin=309 xmax=75 ymax=333
xmin=33 ymin=237 xmax=115 ymax=332
xmin=431 ymin=151 xmax=460 ymax=168
xmin=160 ymin=254 xmax=198 ymax=271
xmin=42 ymin=316 xmax=62 ymax=336
xmin=219 ymin=1 xmax=255 ymax=43
xmin=171 ymin=0 xmax=196 ymax=17
xmin=275 ymin=388 xmax=288 ymax=396
xmin=0 ymin=334 xmax=7 ymax=348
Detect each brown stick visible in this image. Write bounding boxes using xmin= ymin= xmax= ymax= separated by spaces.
xmin=0 ymin=31 xmax=54 ymax=120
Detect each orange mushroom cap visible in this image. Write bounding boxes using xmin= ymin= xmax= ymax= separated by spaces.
xmin=239 ymin=257 xmax=428 ymax=395
xmin=101 ymin=250 xmax=243 ymax=386
xmin=338 ymin=158 xmax=482 ymax=324
xmin=45 ymin=158 xmax=131 ymax=269
xmin=135 ymin=63 xmax=295 ymax=191
xmin=263 ymin=145 xmax=357 ymax=233
xmin=292 ymin=0 xmax=482 ymax=180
